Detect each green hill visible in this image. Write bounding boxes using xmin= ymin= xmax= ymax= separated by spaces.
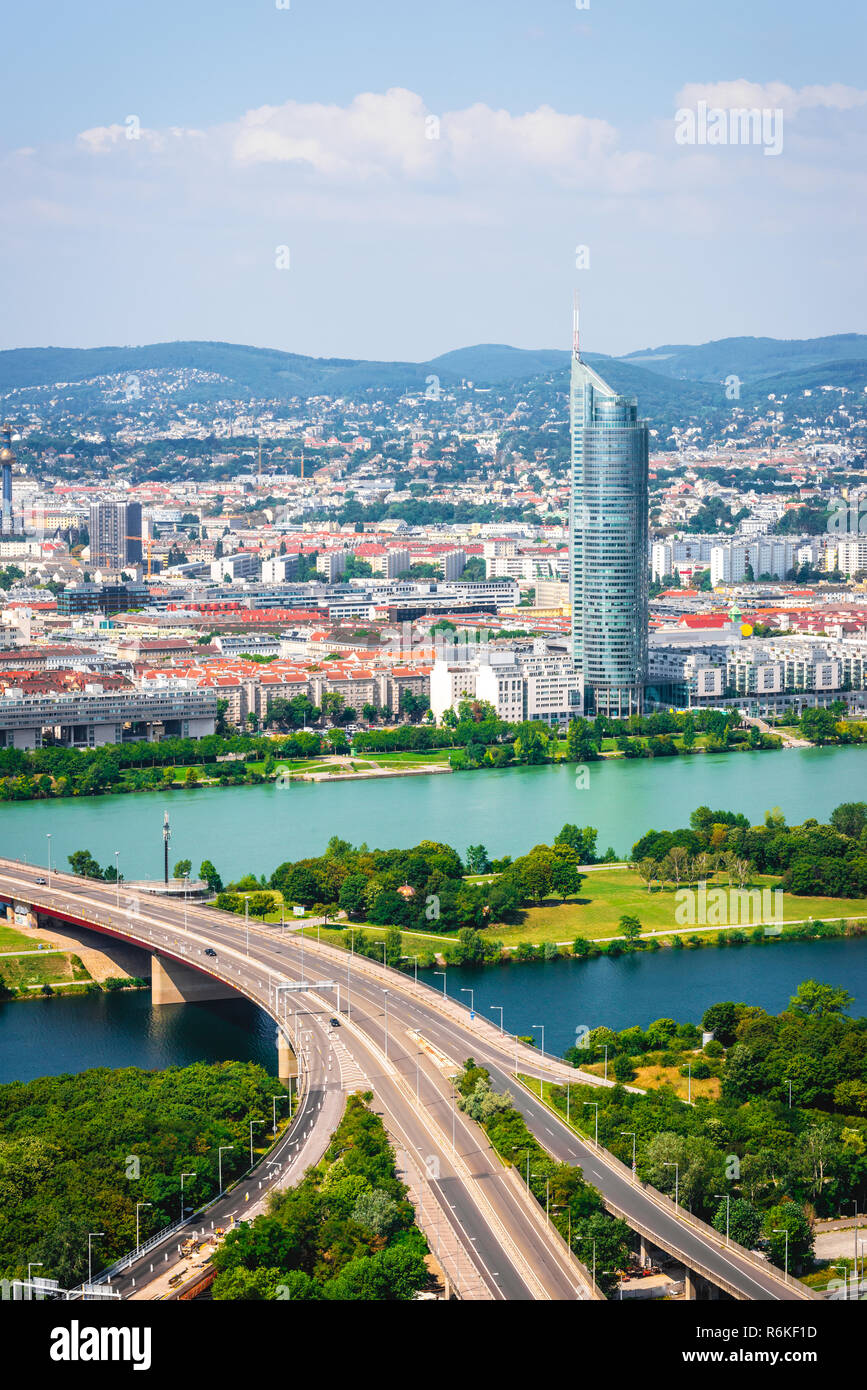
xmin=618 ymin=334 xmax=867 ymax=384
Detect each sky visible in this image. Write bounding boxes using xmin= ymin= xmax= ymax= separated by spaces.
xmin=1 ymin=0 xmax=865 ymax=361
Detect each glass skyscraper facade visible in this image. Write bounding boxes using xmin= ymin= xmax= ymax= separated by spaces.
xmin=570 ymin=347 xmax=648 ymax=717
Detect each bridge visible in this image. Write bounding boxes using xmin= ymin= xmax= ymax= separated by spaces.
xmin=0 ymin=857 xmax=817 ymax=1303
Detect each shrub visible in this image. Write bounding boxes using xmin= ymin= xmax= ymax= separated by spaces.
xmin=612 ymin=1054 xmax=636 ymax=1083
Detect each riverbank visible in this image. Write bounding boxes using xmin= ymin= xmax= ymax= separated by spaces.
xmin=0 ymin=916 xmax=150 ymax=1000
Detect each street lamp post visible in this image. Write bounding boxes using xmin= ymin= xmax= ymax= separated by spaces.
xmin=271 ymin=1094 xmax=286 ymax=1134
xmin=135 ymin=1202 xmax=152 ymax=1250
xmin=622 ymin=1131 xmax=637 ymax=1178
xmin=244 ymin=895 xmax=250 ymax=957
xmin=180 ymin=1172 xmax=196 ymax=1221
xmin=87 ymin=1232 xmax=104 ymax=1286
xmin=46 ymin=833 xmax=51 ymax=883
xmin=218 ymin=1145 xmax=234 ymax=1195
xmin=714 ymin=1193 xmax=731 ymax=1245
xmin=460 ymin=987 xmax=474 ymax=1015
xmin=249 ymin=1120 xmax=264 ymax=1167
xmin=433 ymin=971 xmax=447 ymax=997
xmin=584 ymin=1101 xmax=599 ymax=1146
xmin=490 ymin=1004 xmax=504 ymax=1033
xmin=664 ymin=1161 xmax=680 ymax=1208
xmin=115 ymin=851 xmax=120 ymax=907
xmin=532 ymin=1024 xmax=544 ymax=1092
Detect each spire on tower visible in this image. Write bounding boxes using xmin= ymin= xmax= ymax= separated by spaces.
xmin=572 ymin=291 xmax=581 ymax=359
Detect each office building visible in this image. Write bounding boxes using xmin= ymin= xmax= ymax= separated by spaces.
xmin=570 ymin=308 xmax=648 ymax=716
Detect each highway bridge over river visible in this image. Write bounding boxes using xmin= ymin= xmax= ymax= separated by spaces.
xmin=0 ymin=858 xmax=817 ymax=1303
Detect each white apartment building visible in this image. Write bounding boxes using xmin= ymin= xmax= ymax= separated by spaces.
xmin=651 ymin=537 xmax=716 ymax=582
xmin=315 ymin=550 xmax=347 ymax=582
xmin=210 ymin=552 xmax=260 ymax=582
xmin=651 ymin=635 xmax=867 ymax=714
xmin=262 ymin=554 xmax=302 ymax=583
xmin=833 ymin=539 xmax=867 ymax=576
xmin=709 ymin=538 xmax=805 ymax=586
xmin=430 ymin=643 xmax=582 ymax=727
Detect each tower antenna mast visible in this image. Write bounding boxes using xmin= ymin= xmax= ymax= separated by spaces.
xmin=163 ymin=809 xmax=171 ymax=885
xmin=572 ymin=291 xmax=581 ymax=359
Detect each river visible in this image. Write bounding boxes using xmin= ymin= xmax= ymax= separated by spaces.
xmin=0 ymin=745 xmax=863 ymax=881
xmin=0 ymin=992 xmax=277 ymax=1085
xmin=1 ymin=745 xmax=865 ymax=1083
xmin=2 ymin=935 xmax=865 ymax=1083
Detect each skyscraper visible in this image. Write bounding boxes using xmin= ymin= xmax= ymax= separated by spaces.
xmin=569 ymin=305 xmax=648 ymax=717
xmin=0 ymin=423 xmax=17 ymax=535
xmin=89 ymin=501 xmax=143 ymax=570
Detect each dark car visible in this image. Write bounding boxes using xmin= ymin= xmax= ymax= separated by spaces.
xmin=204 ymin=947 xmax=217 ymax=957
xmin=329 ymin=1017 xmax=340 ymax=1028
xmin=35 ymin=876 xmax=47 ymax=885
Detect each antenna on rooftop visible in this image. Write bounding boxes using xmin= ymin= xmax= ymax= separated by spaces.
xmin=572 ymin=290 xmax=581 ymax=359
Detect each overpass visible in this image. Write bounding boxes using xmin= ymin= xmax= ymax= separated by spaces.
xmin=0 ymin=858 xmax=817 ymax=1303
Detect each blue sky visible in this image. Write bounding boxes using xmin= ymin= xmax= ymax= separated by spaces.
xmin=2 ymin=0 xmax=865 ymax=359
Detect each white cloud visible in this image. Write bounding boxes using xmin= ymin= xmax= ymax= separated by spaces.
xmin=675 ymin=80 xmax=867 ymax=117
xmin=75 ymin=87 xmax=646 ymax=192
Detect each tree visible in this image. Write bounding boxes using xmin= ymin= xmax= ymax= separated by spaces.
xmin=830 ymin=802 xmax=867 ymax=839
xmin=799 ymin=707 xmax=839 ymax=744
xmin=173 ymin=859 xmax=192 ymax=880
xmin=618 ymin=914 xmax=642 ymax=946
xmin=551 ymin=858 xmax=583 ymax=901
xmin=763 ymin=1202 xmax=813 ymax=1271
xmin=612 ymin=1054 xmax=635 ymax=1082
xmin=788 ymin=980 xmax=854 ymax=1018
xmin=199 ymin=859 xmax=223 ymax=893
xmin=713 ymin=1197 xmax=764 ymax=1249
xmin=339 ymin=874 xmax=368 ymax=918
xmin=67 ymin=849 xmax=104 ymax=879
xmin=465 ymin=844 xmax=491 ymax=875
xmin=701 ymin=1001 xmax=738 ymax=1046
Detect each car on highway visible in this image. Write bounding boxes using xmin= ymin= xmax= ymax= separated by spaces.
xmin=204 ymin=947 xmax=217 ymax=957
xmin=329 ymin=1017 xmax=340 ymax=1027
xmin=35 ymin=876 xmax=47 ymax=885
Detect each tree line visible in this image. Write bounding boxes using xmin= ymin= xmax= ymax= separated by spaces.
xmin=557 ymin=982 xmax=867 ymax=1272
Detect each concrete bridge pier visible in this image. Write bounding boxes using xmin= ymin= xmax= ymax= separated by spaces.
xmin=684 ymin=1268 xmax=721 ymax=1300
xmin=151 ymin=954 xmax=238 ymax=1006
xmin=277 ymin=1031 xmax=298 ymax=1083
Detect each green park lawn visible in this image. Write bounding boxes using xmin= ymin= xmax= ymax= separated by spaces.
xmin=220 ymin=867 xmax=866 ymax=963
xmin=482 ymin=868 xmax=867 ymax=947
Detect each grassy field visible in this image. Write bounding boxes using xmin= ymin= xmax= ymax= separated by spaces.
xmin=486 ymin=868 xmax=867 ymax=946
xmin=577 ymin=1056 xmax=722 ymax=1101
xmin=1 ymin=951 xmax=91 ymax=991
xmin=0 ymin=923 xmax=50 ymax=952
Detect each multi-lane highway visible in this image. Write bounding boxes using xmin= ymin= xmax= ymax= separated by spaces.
xmin=0 ymin=859 xmax=592 ymax=1301
xmin=0 ymin=857 xmax=816 ymax=1302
